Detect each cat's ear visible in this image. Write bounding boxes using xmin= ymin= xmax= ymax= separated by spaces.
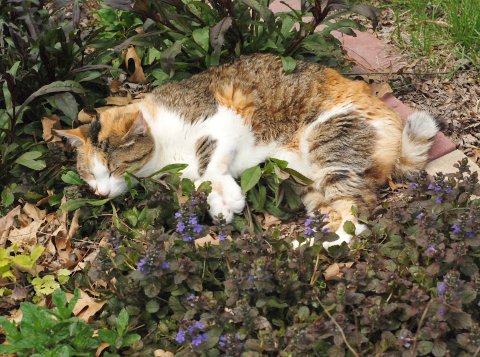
xmin=53 ymin=126 xmax=89 ymax=147
xmin=124 ymin=111 xmax=148 ymax=137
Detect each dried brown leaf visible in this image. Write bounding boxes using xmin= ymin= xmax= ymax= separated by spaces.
xmin=154 ymin=349 xmax=175 ymax=357
xmin=41 ymin=115 xmax=62 ymax=143
xmin=195 ymin=234 xmax=220 ymax=248
xmin=67 ymin=289 xmax=106 ymax=322
xmin=8 ymin=220 xmax=42 ymax=249
xmin=323 ymin=262 xmax=354 ymax=281
xmin=23 ymin=203 xmax=46 ymax=221
xmin=370 ymin=82 xmax=393 ymax=98
xmin=0 ymin=205 xmax=21 ymax=246
xmin=125 ymin=46 xmax=146 ymax=83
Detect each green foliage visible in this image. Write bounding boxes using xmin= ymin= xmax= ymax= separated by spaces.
xmin=82 ymin=159 xmax=480 ymax=356
xmin=101 ymin=0 xmax=377 ymax=80
xmin=0 ymin=289 xmax=138 ymax=357
xmin=0 ymin=0 xmax=114 ymax=196
xmin=0 ymin=245 xmax=45 ymax=295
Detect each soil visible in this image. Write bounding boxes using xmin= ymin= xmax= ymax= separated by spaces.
xmin=371 ymin=7 xmax=480 ymax=165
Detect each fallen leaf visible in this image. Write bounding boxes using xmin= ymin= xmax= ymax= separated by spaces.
xmin=10 ymin=286 xmax=28 ymax=301
xmin=125 ymin=46 xmax=147 ymax=83
xmin=66 ymin=289 xmax=106 ymax=323
xmin=105 ymin=93 xmax=132 ymax=106
xmin=67 ymin=209 xmax=80 ymax=240
xmin=387 ymin=177 xmax=399 ymax=191
xmin=262 ymin=213 xmax=281 ymax=229
xmin=41 ymin=115 xmax=62 ymax=143
xmin=23 ymin=202 xmax=46 ymax=221
xmin=154 ymin=349 xmax=175 ymax=357
xmin=323 ymin=262 xmax=354 ymax=281
xmin=195 ymin=234 xmax=220 ymax=248
xmin=109 ymin=78 xmax=122 ymax=93
xmin=370 ymin=82 xmax=393 ymax=98
xmin=8 ymin=220 xmax=42 ymax=249
xmin=0 ymin=205 xmax=21 ymax=246
xmin=96 ymin=342 xmax=110 ymax=357
xmin=77 ymin=109 xmax=96 ymax=123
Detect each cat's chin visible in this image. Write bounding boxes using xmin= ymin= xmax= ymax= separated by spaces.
xmin=88 ymin=177 xmax=128 ymax=198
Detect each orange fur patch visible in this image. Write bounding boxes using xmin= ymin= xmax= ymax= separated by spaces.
xmin=213 ymin=83 xmax=255 ymax=125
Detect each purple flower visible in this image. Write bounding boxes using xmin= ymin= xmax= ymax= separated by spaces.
xmin=409 ymin=182 xmax=417 ymax=189
xmin=435 ymin=197 xmax=443 ymax=204
xmin=218 ymin=233 xmax=226 ymax=241
xmin=452 ymin=224 xmax=460 ymax=234
xmin=186 ymin=293 xmax=195 ymax=301
xmin=175 ymin=329 xmax=186 ymax=344
xmin=435 ymin=185 xmax=442 ymax=193
xmin=322 ymin=227 xmax=330 ymax=233
xmin=428 ymin=183 xmax=435 ymax=190
xmin=193 ymin=224 xmax=203 ymax=234
xmin=189 ymin=216 xmax=198 ymax=225
xmin=188 ymin=326 xmax=196 ymax=334
xmin=445 ymin=186 xmax=452 ymax=193
xmin=467 ymin=231 xmax=475 ymax=238
xmin=323 ymin=214 xmax=330 ymax=220
xmin=191 ymin=333 xmax=208 ymax=346
xmin=304 ymin=218 xmax=312 ymax=227
xmin=219 ymin=335 xmax=226 ymax=347
xmin=437 ymin=282 xmax=447 ymax=296
xmin=439 ymin=307 xmax=446 ymax=317
xmin=305 ymin=227 xmax=313 ymax=236
xmin=176 ymin=222 xmax=186 ymax=233
xmin=183 ymin=235 xmax=193 ymax=242
xmin=194 ymin=321 xmax=204 ymax=330
xmin=416 ymin=213 xmax=425 ymax=220
xmin=425 ymin=244 xmax=437 ymax=255
xmin=161 ymin=262 xmax=170 ymax=269
xmin=137 ymin=258 xmax=148 ymax=273
xmin=175 ymin=212 xmax=182 ymax=219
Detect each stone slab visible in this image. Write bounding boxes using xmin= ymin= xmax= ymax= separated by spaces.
xmin=425 ymin=150 xmax=480 ymax=176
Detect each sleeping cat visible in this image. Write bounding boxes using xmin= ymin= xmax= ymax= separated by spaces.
xmin=54 ymin=53 xmax=440 ymax=248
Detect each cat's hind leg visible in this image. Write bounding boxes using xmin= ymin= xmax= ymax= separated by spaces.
xmin=301 ymin=107 xmax=378 ymax=248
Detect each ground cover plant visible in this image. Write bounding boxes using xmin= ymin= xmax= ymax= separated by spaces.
xmin=1 ymin=0 xmax=479 ymax=356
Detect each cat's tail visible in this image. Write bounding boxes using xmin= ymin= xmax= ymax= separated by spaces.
xmin=395 ymin=111 xmax=443 ymax=175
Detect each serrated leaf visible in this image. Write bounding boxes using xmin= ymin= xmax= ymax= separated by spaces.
xmin=116 ymin=309 xmax=129 ymax=336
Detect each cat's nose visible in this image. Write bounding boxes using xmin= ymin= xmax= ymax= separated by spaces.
xmin=95 ymin=187 xmax=110 ymax=197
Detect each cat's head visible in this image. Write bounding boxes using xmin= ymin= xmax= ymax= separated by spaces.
xmin=54 ymin=108 xmax=154 ymax=197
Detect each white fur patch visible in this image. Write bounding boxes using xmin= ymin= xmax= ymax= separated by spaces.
xmin=88 ymin=154 xmax=127 ymax=197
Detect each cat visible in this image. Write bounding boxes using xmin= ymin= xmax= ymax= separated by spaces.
xmin=54 ymin=53 xmax=441 ymax=248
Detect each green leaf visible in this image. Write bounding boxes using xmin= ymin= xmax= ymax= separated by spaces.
xmin=30 ymin=245 xmax=45 ymax=262
xmin=46 ymin=92 xmax=79 ymax=120
xmin=192 ymin=27 xmax=210 ymax=51
xmin=116 ymin=309 xmax=129 ymax=336
xmin=12 ymin=255 xmax=34 ymax=269
xmin=97 ymin=329 xmax=117 ymax=345
xmin=149 ymin=163 xmax=188 ymax=177
xmin=281 ymin=56 xmax=296 ymax=74
xmin=417 ymin=341 xmax=433 ymax=356
xmin=15 ymin=151 xmax=46 ymax=170
xmin=145 ymin=300 xmax=160 ymax=313
xmin=343 ymin=221 xmax=356 ymax=235
xmin=1 ymin=183 xmax=16 ymax=207
xmin=241 ymin=165 xmax=262 ymax=193
xmin=60 ymin=198 xmax=111 ymax=212
xmin=61 ymin=171 xmax=85 ymax=185
xmin=18 ymin=80 xmax=85 ymax=117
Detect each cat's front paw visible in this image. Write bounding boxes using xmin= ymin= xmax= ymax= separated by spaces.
xmin=204 ymin=175 xmax=245 ymax=223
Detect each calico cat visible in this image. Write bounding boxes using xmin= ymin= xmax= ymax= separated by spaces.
xmin=54 ymin=53 xmax=441 ymax=248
